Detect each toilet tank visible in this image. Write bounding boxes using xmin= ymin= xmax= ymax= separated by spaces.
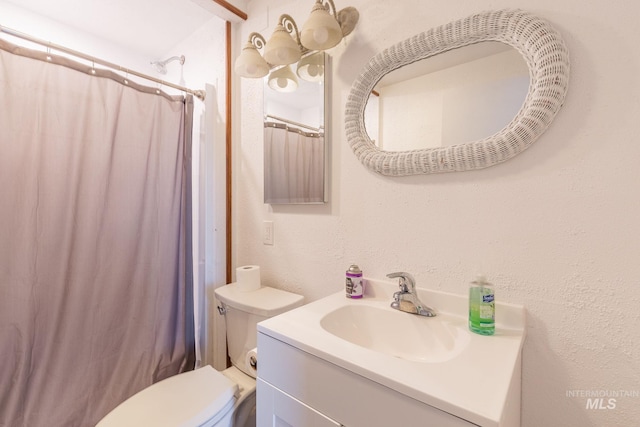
xmin=214 ymin=284 xmax=304 ymax=377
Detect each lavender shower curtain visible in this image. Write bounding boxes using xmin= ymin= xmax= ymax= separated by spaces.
xmin=0 ymin=39 xmax=194 ymax=426
xmin=264 ymin=124 xmax=324 ymax=204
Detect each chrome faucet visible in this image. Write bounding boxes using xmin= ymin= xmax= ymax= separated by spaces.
xmin=387 ymin=272 xmax=437 ymax=317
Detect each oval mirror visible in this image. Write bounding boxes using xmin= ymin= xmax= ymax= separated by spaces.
xmin=365 ymin=42 xmax=529 ymax=151
xmin=345 ymin=9 xmax=570 ymax=176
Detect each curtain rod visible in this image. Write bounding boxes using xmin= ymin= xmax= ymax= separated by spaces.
xmin=265 ymin=114 xmax=321 ymax=132
xmin=264 ymin=121 xmax=322 ymax=138
xmin=0 ymin=24 xmax=206 ymax=101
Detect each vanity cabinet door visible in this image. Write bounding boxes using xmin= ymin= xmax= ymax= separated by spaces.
xmin=257 ymin=378 xmax=342 ymax=427
xmin=258 ymin=332 xmax=480 ymax=427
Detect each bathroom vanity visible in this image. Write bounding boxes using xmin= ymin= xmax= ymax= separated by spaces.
xmin=256 ymin=278 xmax=526 ymax=427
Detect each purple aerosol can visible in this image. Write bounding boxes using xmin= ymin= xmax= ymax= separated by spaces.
xmin=346 ymin=264 xmax=364 ymax=298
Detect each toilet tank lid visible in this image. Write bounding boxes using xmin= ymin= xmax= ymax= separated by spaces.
xmin=215 ymin=284 xmax=304 ymax=317
xmin=96 ymin=365 xmax=236 ymax=427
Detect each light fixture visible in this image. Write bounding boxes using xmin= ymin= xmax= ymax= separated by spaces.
xmin=234 ymin=33 xmax=269 ymax=78
xmin=268 ymin=65 xmax=299 ymax=92
xmin=300 ymin=0 xmax=343 ymax=51
xmin=234 ymin=0 xmax=359 ymax=83
xmin=263 ymin=15 xmax=302 ymax=66
xmin=297 ymin=51 xmax=325 ymax=82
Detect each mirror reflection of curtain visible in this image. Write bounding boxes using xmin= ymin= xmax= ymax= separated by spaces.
xmin=0 ymin=39 xmax=194 ymax=426
xmin=264 ymin=123 xmax=324 ymax=204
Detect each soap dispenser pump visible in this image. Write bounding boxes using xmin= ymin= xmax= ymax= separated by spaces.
xmin=469 ymin=275 xmax=495 ymax=335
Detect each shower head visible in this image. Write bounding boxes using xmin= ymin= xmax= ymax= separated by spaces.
xmin=150 ymin=55 xmax=185 ymax=74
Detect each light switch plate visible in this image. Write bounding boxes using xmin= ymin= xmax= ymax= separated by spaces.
xmin=263 ymin=221 xmax=274 ymax=245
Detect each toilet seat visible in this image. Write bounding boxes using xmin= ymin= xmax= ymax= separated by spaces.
xmin=96 ymin=365 xmax=237 ymax=427
xmin=221 ymin=366 xmax=257 ymax=427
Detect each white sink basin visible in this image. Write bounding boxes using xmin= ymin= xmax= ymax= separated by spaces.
xmin=257 ymin=278 xmax=526 ymax=427
xmin=320 ymin=304 xmax=470 ymax=363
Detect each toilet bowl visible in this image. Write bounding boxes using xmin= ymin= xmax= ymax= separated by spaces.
xmin=96 ymin=284 xmax=304 ymax=427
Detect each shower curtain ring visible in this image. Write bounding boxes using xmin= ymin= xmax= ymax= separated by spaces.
xmin=124 ymin=70 xmax=129 ymax=85
xmin=91 ymin=61 xmax=96 ymax=74
xmin=46 ymin=46 xmax=52 ymax=61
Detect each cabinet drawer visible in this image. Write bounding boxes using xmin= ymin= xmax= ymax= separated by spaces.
xmin=258 ymin=379 xmax=341 ymax=427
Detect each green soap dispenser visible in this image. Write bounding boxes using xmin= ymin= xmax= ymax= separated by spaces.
xmin=469 ymin=275 xmax=495 ymax=335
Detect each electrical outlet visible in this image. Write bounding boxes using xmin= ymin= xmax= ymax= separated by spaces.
xmin=263 ymin=221 xmax=274 ymax=245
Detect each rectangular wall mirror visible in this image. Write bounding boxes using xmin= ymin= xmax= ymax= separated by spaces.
xmin=263 ymin=52 xmax=329 ymax=204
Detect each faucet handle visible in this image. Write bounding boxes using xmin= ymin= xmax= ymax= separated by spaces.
xmin=386 ymin=272 xmax=416 ymax=292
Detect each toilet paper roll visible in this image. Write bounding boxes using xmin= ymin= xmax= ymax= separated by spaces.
xmin=245 ymin=347 xmax=258 ymax=376
xmin=236 ymin=265 xmax=260 ymax=292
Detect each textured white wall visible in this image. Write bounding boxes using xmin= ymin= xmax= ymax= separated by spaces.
xmin=0 ymin=1 xmax=150 ymax=71
xmin=234 ymin=0 xmax=640 ymax=425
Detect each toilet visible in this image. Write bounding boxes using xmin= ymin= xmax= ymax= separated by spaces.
xmin=96 ymin=284 xmax=304 ymax=427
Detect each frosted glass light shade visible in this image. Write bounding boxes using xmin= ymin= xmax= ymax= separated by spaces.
xmin=268 ymin=65 xmax=299 ymax=92
xmin=297 ymin=52 xmax=324 ymax=82
xmin=264 ymin=24 xmax=302 ymax=66
xmin=234 ymin=42 xmax=269 ymax=78
xmin=300 ymin=1 xmax=343 ymax=50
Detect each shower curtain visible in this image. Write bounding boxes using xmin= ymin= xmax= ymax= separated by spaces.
xmin=0 ymin=39 xmax=194 ymax=426
xmin=264 ymin=124 xmax=324 ymax=204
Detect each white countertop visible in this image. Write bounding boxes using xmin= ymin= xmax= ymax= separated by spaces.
xmin=257 ymin=278 xmax=526 ymax=427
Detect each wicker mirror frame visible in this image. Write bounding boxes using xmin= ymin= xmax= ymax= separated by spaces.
xmin=345 ymin=9 xmax=570 ymax=176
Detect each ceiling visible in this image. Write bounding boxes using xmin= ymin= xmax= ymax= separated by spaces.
xmin=4 ymin=0 xmax=218 ymax=57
